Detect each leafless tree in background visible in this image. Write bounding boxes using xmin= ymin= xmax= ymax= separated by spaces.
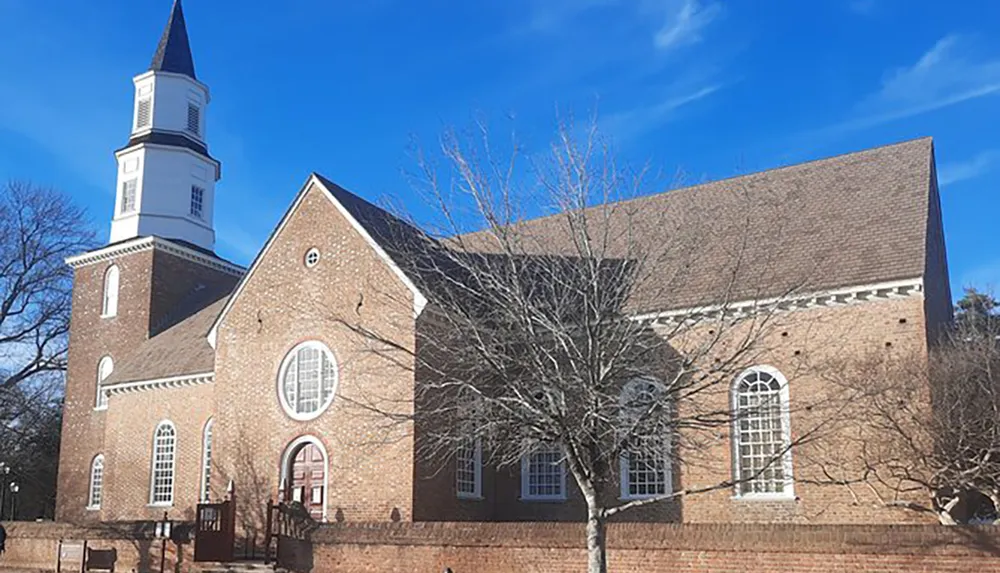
xmin=327 ymin=119 xmax=835 ymax=573
xmin=839 ymin=311 xmax=1000 ymax=525
xmin=0 ymin=180 xmax=95 ymax=518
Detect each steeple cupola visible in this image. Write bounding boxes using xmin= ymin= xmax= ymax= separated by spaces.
xmin=109 ymin=0 xmax=221 ymax=251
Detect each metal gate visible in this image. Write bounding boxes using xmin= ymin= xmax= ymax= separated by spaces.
xmin=194 ymin=498 xmax=236 ymax=562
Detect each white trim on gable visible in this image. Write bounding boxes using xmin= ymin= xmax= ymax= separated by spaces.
xmin=207 ymin=174 xmax=428 ymax=348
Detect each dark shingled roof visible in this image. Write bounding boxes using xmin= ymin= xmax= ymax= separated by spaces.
xmin=453 ymin=137 xmax=936 ymax=312
xmin=117 ymin=131 xmax=213 ymax=160
xmin=106 ymin=294 xmax=228 ymax=386
xmin=149 ymin=0 xmax=197 ymax=79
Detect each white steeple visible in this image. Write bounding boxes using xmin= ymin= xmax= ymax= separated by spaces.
xmin=109 ymin=0 xmax=221 ymax=251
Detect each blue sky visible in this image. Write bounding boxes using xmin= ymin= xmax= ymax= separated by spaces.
xmin=0 ymin=0 xmax=998 ymax=296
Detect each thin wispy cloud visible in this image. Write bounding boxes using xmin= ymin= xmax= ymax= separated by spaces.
xmin=835 ymin=35 xmax=1000 ymax=132
xmin=602 ymin=84 xmax=723 ymax=142
xmin=654 ymin=0 xmax=723 ymax=51
xmin=939 ymin=149 xmax=1000 ymax=186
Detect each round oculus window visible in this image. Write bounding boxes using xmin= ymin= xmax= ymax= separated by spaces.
xmin=304 ymin=248 xmax=320 ymax=268
xmin=277 ymin=341 xmax=339 ymax=421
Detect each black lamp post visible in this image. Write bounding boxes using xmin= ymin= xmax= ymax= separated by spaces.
xmin=0 ymin=462 xmax=10 ymax=521
xmin=8 ymin=482 xmax=18 ymax=521
xmin=155 ymin=511 xmax=172 ymax=573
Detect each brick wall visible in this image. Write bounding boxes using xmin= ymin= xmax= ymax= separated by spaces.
xmin=213 ymin=183 xmax=417 ymax=529
xmin=57 ymin=242 xmax=238 ymax=524
xmin=101 ymin=383 xmax=215 ymax=522
xmin=414 ymin=295 xmax=934 ymax=526
xmin=58 ymin=249 xmax=156 ymax=524
xmin=277 ymin=522 xmax=1000 ymax=573
xmin=0 ymin=521 xmax=199 ymax=573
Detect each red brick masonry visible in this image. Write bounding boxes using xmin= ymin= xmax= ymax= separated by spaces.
xmin=279 ymin=522 xmax=1000 ymax=573
xmin=4 ymin=521 xmax=1000 ymax=572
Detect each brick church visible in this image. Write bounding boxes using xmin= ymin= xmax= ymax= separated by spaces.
xmin=55 ymin=1 xmax=952 ymax=527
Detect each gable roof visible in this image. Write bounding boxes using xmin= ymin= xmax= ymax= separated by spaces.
xmin=455 ymin=137 xmax=936 ymax=313
xmin=149 ymin=0 xmax=197 ymax=79
xmin=206 ymin=174 xmax=428 ymax=347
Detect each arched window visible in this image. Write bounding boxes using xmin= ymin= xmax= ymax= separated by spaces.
xmin=150 ymin=421 xmax=177 ymax=505
xmin=456 ymin=439 xmax=482 ymax=499
xmin=520 ymin=443 xmax=566 ymax=501
xmin=732 ymin=366 xmax=793 ymax=497
xmin=96 ymin=356 xmax=114 ymax=409
xmin=277 ymin=341 xmax=338 ymax=421
xmin=619 ymin=379 xmax=671 ymax=499
xmin=102 ymin=265 xmax=119 ymax=317
xmin=87 ymin=455 xmax=104 ymax=509
xmin=200 ymin=418 xmax=214 ymax=502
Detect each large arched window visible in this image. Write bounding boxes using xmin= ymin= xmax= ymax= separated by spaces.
xmin=456 ymin=439 xmax=482 ymax=499
xmin=619 ymin=379 xmax=671 ymax=499
xmin=277 ymin=341 xmax=338 ymax=421
xmin=95 ymin=356 xmax=114 ymax=409
xmin=102 ymin=265 xmax=119 ymax=318
xmin=150 ymin=421 xmax=177 ymax=505
xmin=87 ymin=454 xmax=104 ymax=510
xmin=732 ymin=366 xmax=793 ymax=497
xmin=200 ymin=418 xmax=214 ymax=502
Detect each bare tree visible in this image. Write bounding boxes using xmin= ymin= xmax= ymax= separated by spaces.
xmin=0 ymin=180 xmax=94 ymax=516
xmin=322 ymin=119 xmax=830 ymax=573
xmin=838 ymin=313 xmax=1000 ymax=525
xmin=0 ymin=180 xmax=95 ymax=392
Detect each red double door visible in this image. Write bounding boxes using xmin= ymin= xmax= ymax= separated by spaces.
xmin=288 ymin=443 xmax=325 ymax=520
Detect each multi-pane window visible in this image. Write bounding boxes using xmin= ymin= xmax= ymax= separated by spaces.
xmin=620 ymin=379 xmax=670 ymax=499
xmin=200 ymin=419 xmax=213 ymax=502
xmin=96 ymin=356 xmax=113 ymax=409
xmin=733 ymin=368 xmax=792 ymax=497
xmin=120 ymin=179 xmax=137 ymax=214
xmin=521 ymin=444 xmax=565 ymax=500
xmin=279 ymin=342 xmax=338 ymax=420
xmin=102 ymin=265 xmax=119 ymax=318
xmin=88 ymin=455 xmax=104 ymax=509
xmin=150 ymin=422 xmax=177 ymax=505
xmin=136 ymin=98 xmax=152 ymax=129
xmin=190 ymin=186 xmax=205 ymax=219
xmin=187 ymin=103 xmax=200 ymax=136
xmin=456 ymin=439 xmax=482 ymax=499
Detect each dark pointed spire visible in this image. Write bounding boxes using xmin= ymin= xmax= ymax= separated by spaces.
xmin=149 ymin=0 xmax=197 ymax=79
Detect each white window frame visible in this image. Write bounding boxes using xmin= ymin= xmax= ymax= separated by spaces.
xmin=619 ymin=379 xmax=672 ymax=500
xmin=304 ymin=247 xmax=320 ymax=268
xmin=276 ymin=341 xmax=339 ymax=422
xmin=149 ymin=420 xmax=177 ymax=506
xmin=120 ymin=179 xmax=137 ymax=214
xmin=520 ymin=443 xmax=567 ymax=501
xmin=190 ymin=185 xmax=205 ymax=219
xmin=95 ymin=356 xmax=114 ymax=410
xmin=87 ymin=454 xmax=104 ymax=510
xmin=456 ymin=439 xmax=483 ymax=499
xmin=731 ymin=365 xmax=794 ymax=500
xmin=200 ymin=418 xmax=214 ymax=502
xmin=101 ymin=265 xmax=119 ymax=318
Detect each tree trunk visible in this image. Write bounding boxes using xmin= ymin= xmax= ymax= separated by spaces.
xmin=586 ymin=505 xmax=608 ymax=573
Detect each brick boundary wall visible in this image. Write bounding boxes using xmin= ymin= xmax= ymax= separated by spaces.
xmin=0 ymin=521 xmax=198 ymax=573
xmin=3 ymin=521 xmax=1000 ymax=572
xmin=281 ymin=522 xmax=1000 ymax=573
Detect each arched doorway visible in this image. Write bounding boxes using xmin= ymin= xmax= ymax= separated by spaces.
xmin=280 ymin=436 xmax=328 ymax=521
